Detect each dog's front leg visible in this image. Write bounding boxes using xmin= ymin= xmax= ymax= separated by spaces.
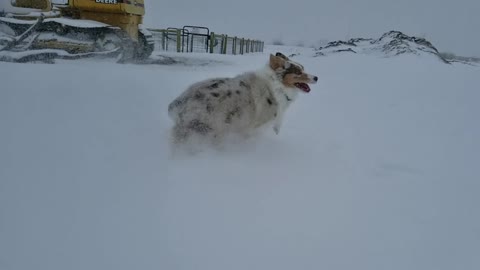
xmin=273 ymin=115 xmax=283 ymax=135
xmin=273 ymin=124 xmax=280 ymax=135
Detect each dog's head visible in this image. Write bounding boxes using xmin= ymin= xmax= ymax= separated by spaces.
xmin=269 ymin=52 xmax=318 ymax=93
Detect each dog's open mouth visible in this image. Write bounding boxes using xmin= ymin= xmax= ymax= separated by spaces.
xmin=294 ymin=83 xmax=311 ymax=93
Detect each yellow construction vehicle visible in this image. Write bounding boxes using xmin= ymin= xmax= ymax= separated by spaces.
xmin=0 ymin=0 xmax=154 ymax=61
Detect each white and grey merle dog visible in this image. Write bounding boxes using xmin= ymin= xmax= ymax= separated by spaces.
xmin=168 ymin=52 xmax=318 ymax=145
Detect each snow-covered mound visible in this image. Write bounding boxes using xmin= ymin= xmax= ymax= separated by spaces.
xmin=315 ymin=30 xmax=448 ymax=63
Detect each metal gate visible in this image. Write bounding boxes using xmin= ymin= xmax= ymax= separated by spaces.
xmin=182 ymin=26 xmax=210 ymax=53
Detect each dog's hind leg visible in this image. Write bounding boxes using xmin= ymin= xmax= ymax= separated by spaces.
xmin=170 ymin=124 xmax=189 ymax=145
xmin=169 ymin=124 xmax=197 ymax=157
xmin=170 ymin=120 xmax=214 ymax=145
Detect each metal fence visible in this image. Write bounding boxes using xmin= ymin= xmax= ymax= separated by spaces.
xmin=148 ymin=25 xmax=264 ymax=55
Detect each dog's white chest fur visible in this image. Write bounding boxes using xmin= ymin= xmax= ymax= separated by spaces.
xmin=257 ymin=67 xmax=298 ymax=133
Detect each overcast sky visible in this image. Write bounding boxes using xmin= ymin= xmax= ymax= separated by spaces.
xmin=144 ymin=0 xmax=480 ymax=56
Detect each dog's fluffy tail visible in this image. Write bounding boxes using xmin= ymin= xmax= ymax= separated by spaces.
xmin=168 ymin=98 xmax=182 ymax=121
xmin=168 ymin=102 xmax=177 ymax=120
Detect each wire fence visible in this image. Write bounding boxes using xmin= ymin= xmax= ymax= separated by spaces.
xmin=148 ymin=25 xmax=264 ymax=55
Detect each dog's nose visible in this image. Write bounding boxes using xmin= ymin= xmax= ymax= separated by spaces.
xmin=313 ymin=76 xmax=318 ymax=82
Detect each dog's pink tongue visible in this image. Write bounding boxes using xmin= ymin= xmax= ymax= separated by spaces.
xmin=295 ymin=83 xmax=311 ymax=93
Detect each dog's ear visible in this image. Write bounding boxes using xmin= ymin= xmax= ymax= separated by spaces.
xmin=275 ymin=52 xmax=289 ymax=60
xmin=270 ymin=54 xmax=286 ymax=70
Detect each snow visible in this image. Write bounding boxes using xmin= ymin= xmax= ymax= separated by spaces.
xmin=0 ymin=48 xmax=120 ymax=63
xmin=45 ymin=17 xmax=113 ymax=29
xmin=0 ymin=17 xmax=113 ymax=28
xmin=0 ymin=17 xmax=37 ymax=25
xmin=1 ymin=47 xmax=479 ymax=270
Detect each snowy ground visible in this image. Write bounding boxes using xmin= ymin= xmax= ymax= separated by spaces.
xmin=1 ymin=46 xmax=479 ymax=270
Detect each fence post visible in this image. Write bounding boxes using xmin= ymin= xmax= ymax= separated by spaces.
xmin=220 ymin=35 xmax=224 ymax=54
xmin=176 ymin=29 xmax=181 ymax=53
xmin=243 ymin=39 xmax=246 ymax=54
xmin=232 ymin=37 xmax=237 ymax=55
xmin=222 ymin=35 xmax=228 ymax=54
xmin=160 ymin=30 xmax=165 ymax=50
xmin=166 ymin=30 xmax=171 ymax=51
xmin=233 ymin=37 xmax=237 ymax=55
xmin=239 ymin=38 xmax=243 ymax=54
xmin=209 ymin=32 xmax=215 ymax=53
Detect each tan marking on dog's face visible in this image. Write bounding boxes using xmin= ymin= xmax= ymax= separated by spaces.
xmin=281 ymin=61 xmax=317 ymax=92
xmin=282 ymin=62 xmax=309 ymax=85
xmin=283 ymin=73 xmax=311 ymax=87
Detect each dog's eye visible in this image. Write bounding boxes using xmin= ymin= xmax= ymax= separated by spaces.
xmin=295 ymin=70 xmax=302 ymax=75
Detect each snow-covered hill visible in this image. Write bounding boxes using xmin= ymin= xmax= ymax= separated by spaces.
xmin=1 ymin=47 xmax=479 ymax=270
xmin=314 ymin=31 xmax=451 ymax=63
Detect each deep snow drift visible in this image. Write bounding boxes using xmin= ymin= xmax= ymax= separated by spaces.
xmin=313 ymin=31 xmax=461 ymax=65
xmin=1 ymin=46 xmax=479 ymax=270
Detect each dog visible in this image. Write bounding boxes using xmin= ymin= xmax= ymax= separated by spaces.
xmin=168 ymin=52 xmax=318 ymax=145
